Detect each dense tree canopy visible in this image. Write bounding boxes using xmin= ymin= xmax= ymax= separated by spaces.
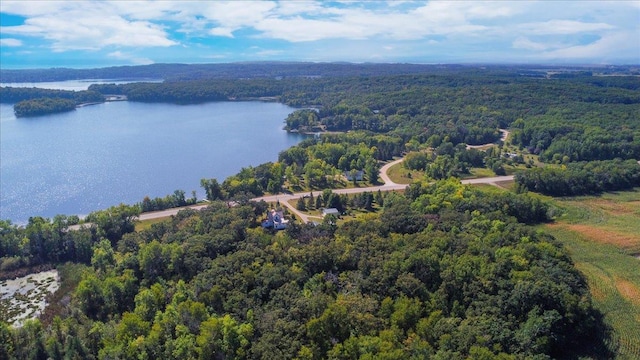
xmin=13 ymin=97 xmax=77 ymax=117
xmin=1 ymin=63 xmax=636 ymax=359
xmin=0 ymin=182 xmax=610 ymax=359
xmin=515 ymin=159 xmax=640 ymax=196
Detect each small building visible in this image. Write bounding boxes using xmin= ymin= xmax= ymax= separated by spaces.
xmin=344 ymin=170 xmax=364 ymax=181
xmin=322 ymin=208 xmax=340 ymax=217
xmin=262 ymin=209 xmax=289 ymax=230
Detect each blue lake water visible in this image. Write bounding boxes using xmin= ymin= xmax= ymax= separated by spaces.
xmin=0 ymin=100 xmax=304 ymax=223
xmin=0 ymin=79 xmax=162 ymax=91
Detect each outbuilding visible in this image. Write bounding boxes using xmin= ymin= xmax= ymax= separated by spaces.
xmin=322 ymin=208 xmax=340 ymax=217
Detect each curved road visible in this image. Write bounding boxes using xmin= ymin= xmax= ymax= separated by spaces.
xmin=466 ymin=129 xmax=510 ymax=150
xmin=68 ymin=138 xmax=639 ymax=228
xmin=252 ymin=157 xmax=513 ymax=224
xmin=68 ymin=157 xmax=515 ymax=229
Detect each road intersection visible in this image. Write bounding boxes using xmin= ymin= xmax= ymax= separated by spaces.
xmin=69 ymin=157 xmax=515 ymax=229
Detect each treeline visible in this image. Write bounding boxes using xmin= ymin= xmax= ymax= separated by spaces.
xmin=0 ymin=205 xmax=139 ymax=273
xmin=0 ymin=87 xmax=103 ymax=104
xmin=1 ymin=87 xmax=105 ymax=117
xmin=0 ymin=62 xmax=582 ymax=82
xmin=90 ymin=81 xmax=228 ymax=104
xmin=0 ymin=180 xmax=610 ymax=359
xmin=87 ymin=70 xmax=639 ymax=154
xmin=510 ymin=102 xmax=640 ymax=163
xmin=515 ymin=159 xmax=640 ymax=196
xmin=138 ymin=190 xmax=197 ymax=213
xmin=13 ymin=98 xmax=77 ymax=117
xmin=3 ymin=62 xmax=638 ymax=83
xmin=198 ymin=134 xmax=393 ymax=200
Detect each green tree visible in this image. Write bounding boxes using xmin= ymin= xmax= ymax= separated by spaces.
xmin=200 ymin=178 xmax=224 ymax=201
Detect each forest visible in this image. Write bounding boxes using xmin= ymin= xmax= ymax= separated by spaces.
xmin=514 ymin=159 xmax=640 ymax=196
xmin=0 ymin=181 xmax=610 ymax=359
xmin=0 ymin=87 xmax=105 ymax=117
xmin=13 ymin=98 xmax=77 ymax=118
xmin=1 ymin=63 xmax=638 ymax=359
xmin=0 ymin=87 xmax=104 ymax=104
xmin=2 ymin=62 xmax=638 ymax=83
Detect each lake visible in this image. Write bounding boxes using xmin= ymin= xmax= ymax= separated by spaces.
xmin=0 ymin=79 xmax=162 ymax=91
xmin=0 ymin=98 xmax=304 ymax=224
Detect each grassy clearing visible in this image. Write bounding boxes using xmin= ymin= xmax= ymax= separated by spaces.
xmin=468 ymin=167 xmax=495 ymax=178
xmin=135 ymin=217 xmax=171 ymax=231
xmin=285 ymin=199 xmax=323 ymax=217
xmin=554 ymin=189 xmax=640 ymax=255
xmin=387 ymin=162 xmax=425 ymax=184
xmin=493 ymin=179 xmax=516 ymax=190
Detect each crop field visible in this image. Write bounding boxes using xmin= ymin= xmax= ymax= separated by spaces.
xmin=544 ymin=189 xmax=640 ymax=359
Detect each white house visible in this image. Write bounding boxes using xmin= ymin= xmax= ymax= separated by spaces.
xmin=262 ymin=209 xmax=289 ymax=230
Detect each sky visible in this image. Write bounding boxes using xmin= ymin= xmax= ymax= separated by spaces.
xmin=0 ymin=0 xmax=639 ymax=69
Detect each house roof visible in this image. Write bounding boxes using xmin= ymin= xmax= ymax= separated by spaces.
xmin=322 ymin=208 xmax=340 ymax=216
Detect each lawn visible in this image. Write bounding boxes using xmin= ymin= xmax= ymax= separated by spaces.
xmin=386 ymin=161 xmax=425 ymax=184
xmin=135 ymin=217 xmax=171 ymax=232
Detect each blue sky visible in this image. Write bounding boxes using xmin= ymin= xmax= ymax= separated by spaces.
xmin=1 ymin=1 xmax=638 ymax=69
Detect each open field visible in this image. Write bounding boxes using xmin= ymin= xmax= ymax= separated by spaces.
xmin=554 ymin=190 xmax=640 ymax=255
xmin=543 ymin=189 xmax=640 ymax=359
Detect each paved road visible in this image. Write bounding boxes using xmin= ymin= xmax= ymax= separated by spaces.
xmin=68 ymin=158 xmax=515 ymax=229
xmin=67 ymin=203 xmax=211 ymax=231
xmin=466 ymin=129 xmax=510 ymax=149
xmin=252 ymin=158 xmax=513 ymax=223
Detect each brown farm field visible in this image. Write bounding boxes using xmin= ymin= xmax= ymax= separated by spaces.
xmin=544 ymin=189 xmax=640 ymax=359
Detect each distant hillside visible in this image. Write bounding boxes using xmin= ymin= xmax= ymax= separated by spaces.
xmin=2 ymin=62 xmax=638 ymax=83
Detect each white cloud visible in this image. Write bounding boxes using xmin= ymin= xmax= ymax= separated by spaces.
xmin=254 ymin=49 xmax=284 ymax=57
xmin=541 ymin=30 xmax=639 ymax=61
xmin=512 ymin=37 xmax=551 ymax=51
xmin=0 ymin=1 xmax=638 ymax=63
xmin=519 ymin=20 xmax=615 ymax=35
xmin=1 ymin=1 xmax=177 ymax=51
xmin=0 ymin=1 xmax=75 ymax=16
xmin=0 ymin=38 xmax=22 ymax=47
xmin=209 ymin=27 xmax=235 ymax=38
xmin=275 ymin=1 xmax=323 ymax=16
xmin=201 ymin=1 xmax=277 ymax=31
xmin=108 ymin=50 xmax=154 ymax=65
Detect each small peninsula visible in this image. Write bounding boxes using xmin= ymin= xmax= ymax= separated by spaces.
xmin=13 ymin=97 xmax=77 ymax=118
xmin=0 ymin=87 xmax=105 ymax=117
